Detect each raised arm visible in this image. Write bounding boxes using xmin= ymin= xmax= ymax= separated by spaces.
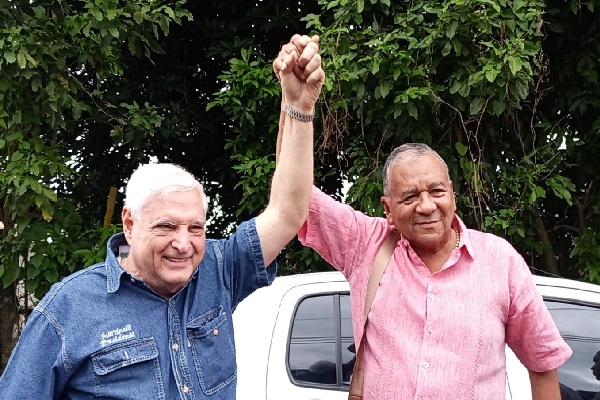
xmin=255 ymin=34 xmax=324 ymax=266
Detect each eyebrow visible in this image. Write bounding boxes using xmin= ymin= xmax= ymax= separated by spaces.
xmin=399 ymin=181 xmax=447 ymax=197
xmin=151 ymin=219 xmax=175 ymax=225
xmin=150 ymin=218 xmax=205 ymax=226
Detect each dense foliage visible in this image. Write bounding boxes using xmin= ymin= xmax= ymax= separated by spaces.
xmin=214 ymin=0 xmax=600 ymax=282
xmin=0 ymin=0 xmax=317 ymax=372
xmin=0 ymin=0 xmax=192 ymax=372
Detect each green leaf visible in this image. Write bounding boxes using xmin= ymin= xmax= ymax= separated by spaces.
xmin=458 ymin=82 xmax=471 ymax=97
xmin=379 ymin=81 xmax=392 ymax=98
xmin=25 ymin=279 xmax=39 ymax=293
xmin=446 ymin=20 xmax=458 ymax=39
xmin=455 ymin=142 xmax=468 ymax=156
xmin=470 ymin=96 xmax=485 ymax=115
xmin=490 ymin=99 xmax=506 ymax=115
xmin=41 ymin=202 xmax=54 ymax=222
xmin=133 ymin=11 xmax=144 ymax=24
xmin=17 ymin=52 xmax=27 ymax=69
xmin=11 ymin=151 xmax=24 ymax=162
xmin=30 ymin=252 xmax=45 ymax=269
xmin=18 ymin=182 xmax=28 ymax=196
xmin=511 ymin=79 xmax=529 ymax=100
xmin=406 ymin=102 xmax=418 ymax=119
xmin=442 ymin=41 xmax=451 ymax=57
xmin=44 ymin=269 xmax=59 ymax=283
xmin=507 ymin=56 xmax=522 ymax=75
xmin=449 ymin=79 xmax=463 ymax=94
xmin=31 ymin=76 xmax=42 ymax=92
xmin=535 ymin=185 xmax=546 ymax=198
xmin=371 ymin=58 xmax=380 ymax=75
xmin=4 ymin=52 xmax=16 ymax=63
xmin=1 ymin=259 xmax=19 ymax=288
xmin=452 ymin=39 xmax=463 ymax=56
xmin=485 ymin=67 xmax=499 ymax=82
xmin=357 ymin=0 xmax=364 ymax=13
xmin=529 ymin=190 xmax=537 ymax=203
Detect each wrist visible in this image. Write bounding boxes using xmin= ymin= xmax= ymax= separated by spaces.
xmin=282 ymin=103 xmax=314 ymax=122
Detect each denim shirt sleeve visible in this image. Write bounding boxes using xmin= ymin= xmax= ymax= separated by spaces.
xmin=0 ymin=308 xmax=67 ymax=399
xmin=207 ymin=218 xmax=277 ymax=309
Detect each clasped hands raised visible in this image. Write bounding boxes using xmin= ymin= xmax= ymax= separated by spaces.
xmin=273 ymin=34 xmax=325 ymax=114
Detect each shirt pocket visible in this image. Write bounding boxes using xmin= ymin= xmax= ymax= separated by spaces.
xmin=187 ymin=305 xmax=236 ymax=395
xmin=91 ymin=337 xmax=165 ymax=400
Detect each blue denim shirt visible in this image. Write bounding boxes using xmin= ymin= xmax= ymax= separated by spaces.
xmin=0 ymin=219 xmax=276 ymax=399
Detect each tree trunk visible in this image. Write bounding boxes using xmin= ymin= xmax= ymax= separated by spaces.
xmin=535 ymin=215 xmax=561 ymax=276
xmin=0 ymin=284 xmax=18 ymax=375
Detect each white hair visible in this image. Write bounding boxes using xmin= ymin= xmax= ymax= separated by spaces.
xmin=124 ymin=163 xmax=208 ymax=220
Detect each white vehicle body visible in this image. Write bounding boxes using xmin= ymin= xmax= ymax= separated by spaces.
xmin=233 ymin=271 xmax=600 ymax=400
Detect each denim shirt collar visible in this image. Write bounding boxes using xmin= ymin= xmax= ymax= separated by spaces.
xmin=105 ymin=233 xmax=130 ymax=293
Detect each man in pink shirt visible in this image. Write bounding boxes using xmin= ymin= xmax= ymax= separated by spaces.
xmin=297 ymin=143 xmax=572 ymax=399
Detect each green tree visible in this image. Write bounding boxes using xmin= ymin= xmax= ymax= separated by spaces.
xmin=0 ymin=0 xmax=190 ymax=373
xmin=0 ymin=0 xmax=318 ymax=372
xmin=213 ymin=0 xmax=600 ymax=282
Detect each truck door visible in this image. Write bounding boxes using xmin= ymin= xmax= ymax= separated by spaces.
xmin=266 ymin=281 xmax=351 ymax=400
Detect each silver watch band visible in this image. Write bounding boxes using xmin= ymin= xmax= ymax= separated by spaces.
xmin=282 ymin=103 xmax=314 ymax=122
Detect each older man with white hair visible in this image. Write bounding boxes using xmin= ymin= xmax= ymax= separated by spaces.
xmin=0 ymin=33 xmax=324 ymax=400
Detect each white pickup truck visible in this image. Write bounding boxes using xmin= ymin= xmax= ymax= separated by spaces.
xmin=233 ymin=271 xmax=600 ymax=400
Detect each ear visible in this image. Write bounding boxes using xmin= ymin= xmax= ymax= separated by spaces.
xmin=121 ymin=207 xmax=134 ymax=242
xmin=380 ymin=196 xmax=394 ymax=225
xmin=450 ymin=180 xmax=457 ymax=213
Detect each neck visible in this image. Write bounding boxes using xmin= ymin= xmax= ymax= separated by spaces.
xmin=413 ymin=229 xmax=459 ymax=273
xmin=118 ymin=256 xmax=140 ymax=278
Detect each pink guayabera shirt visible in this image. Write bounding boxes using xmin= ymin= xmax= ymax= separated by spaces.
xmin=298 ymin=187 xmax=572 ymax=400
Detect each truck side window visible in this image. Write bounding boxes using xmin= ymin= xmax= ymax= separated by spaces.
xmin=287 ymin=293 xmax=354 ymax=391
xmin=545 ymin=300 xmax=600 ymax=399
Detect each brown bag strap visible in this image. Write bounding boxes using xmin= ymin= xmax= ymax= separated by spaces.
xmin=348 ymin=230 xmax=400 ymax=400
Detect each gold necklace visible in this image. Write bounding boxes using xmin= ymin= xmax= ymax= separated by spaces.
xmin=453 ymin=228 xmax=460 ymax=249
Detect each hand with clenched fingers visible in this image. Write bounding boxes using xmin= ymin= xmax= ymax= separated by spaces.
xmin=273 ymin=34 xmax=324 ymax=115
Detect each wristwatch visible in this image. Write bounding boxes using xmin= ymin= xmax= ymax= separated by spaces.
xmin=283 ymin=103 xmax=314 ymax=122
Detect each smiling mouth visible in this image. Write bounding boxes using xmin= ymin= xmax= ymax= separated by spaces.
xmin=165 ymin=257 xmax=188 ymax=263
xmin=417 ymin=221 xmax=439 ymax=226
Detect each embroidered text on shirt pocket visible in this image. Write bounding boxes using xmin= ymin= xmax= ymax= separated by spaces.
xmin=187 ymin=305 xmax=236 ymax=395
xmin=91 ymin=337 xmax=165 ymax=400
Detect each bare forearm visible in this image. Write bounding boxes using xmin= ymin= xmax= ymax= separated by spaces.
xmin=275 ymin=106 xmax=284 ymax=163
xmin=267 ymin=111 xmax=313 ymax=228
xmin=256 ymin=103 xmax=314 ymax=265
xmin=273 ymin=101 xmax=312 ymax=220
xmin=529 ymin=368 xmax=560 ymax=400
xmin=257 ymin=34 xmax=323 ymax=265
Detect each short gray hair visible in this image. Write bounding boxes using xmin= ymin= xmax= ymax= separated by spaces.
xmin=382 ymin=143 xmax=450 ymax=197
xmin=124 ymin=163 xmax=208 ymax=220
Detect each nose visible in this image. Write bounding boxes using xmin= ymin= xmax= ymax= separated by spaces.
xmin=416 ymin=191 xmax=436 ymax=214
xmin=171 ymin=227 xmax=191 ymax=253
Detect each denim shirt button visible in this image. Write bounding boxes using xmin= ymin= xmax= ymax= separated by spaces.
xmin=172 ymin=343 xmax=179 ymax=351
xmin=182 ymin=386 xmax=190 ymax=393
xmin=213 ymin=328 xmax=219 ymax=336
